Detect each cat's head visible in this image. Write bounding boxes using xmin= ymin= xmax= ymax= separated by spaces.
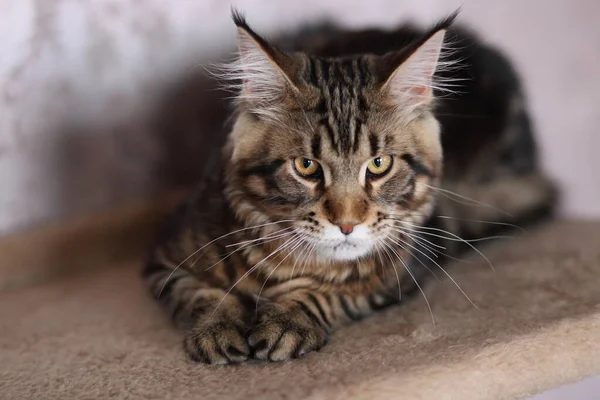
xmin=223 ymin=11 xmax=456 ymax=262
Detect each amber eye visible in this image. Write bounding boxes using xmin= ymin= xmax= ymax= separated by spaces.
xmin=367 ymin=155 xmax=393 ymax=176
xmin=293 ymin=157 xmax=321 ymax=177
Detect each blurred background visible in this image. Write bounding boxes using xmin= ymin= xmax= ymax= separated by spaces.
xmin=1 ymin=1 xmax=599 ymax=397
xmin=1 ymin=0 xmax=598 ymax=236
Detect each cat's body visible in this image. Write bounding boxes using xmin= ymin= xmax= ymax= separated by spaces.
xmin=143 ymin=12 xmax=557 ymax=364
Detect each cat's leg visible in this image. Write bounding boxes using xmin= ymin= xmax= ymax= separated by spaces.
xmin=247 ymin=283 xmax=398 ymax=361
xmin=143 ymin=260 xmax=253 ymax=364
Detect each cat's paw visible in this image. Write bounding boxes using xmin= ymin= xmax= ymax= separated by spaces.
xmin=184 ymin=319 xmax=250 ymax=364
xmin=248 ymin=305 xmax=329 ymax=362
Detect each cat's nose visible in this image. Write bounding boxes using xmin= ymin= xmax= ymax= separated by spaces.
xmin=337 ymin=223 xmax=357 ymax=235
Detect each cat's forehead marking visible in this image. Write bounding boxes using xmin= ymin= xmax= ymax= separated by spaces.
xmin=306 ymin=56 xmax=371 ymax=156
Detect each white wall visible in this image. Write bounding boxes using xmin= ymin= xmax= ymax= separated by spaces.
xmin=1 ymin=0 xmax=599 ymax=234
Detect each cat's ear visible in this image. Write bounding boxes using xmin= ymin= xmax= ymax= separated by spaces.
xmin=231 ymin=10 xmax=298 ymax=108
xmin=379 ymin=11 xmax=458 ymax=109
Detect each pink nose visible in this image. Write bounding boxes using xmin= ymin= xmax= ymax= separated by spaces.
xmin=337 ymin=223 xmax=356 ymax=235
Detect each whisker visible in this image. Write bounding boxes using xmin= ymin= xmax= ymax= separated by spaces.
xmin=255 ymin=235 xmax=307 ymax=315
xmin=378 ymin=241 xmax=402 ymax=302
xmin=209 ymin=233 xmax=301 ymax=318
xmin=425 ymin=184 xmax=513 ymax=217
xmin=299 ymin=240 xmax=318 ymax=278
xmin=394 ymin=229 xmax=440 ymax=258
xmin=388 ymin=234 xmax=477 ymax=308
xmin=398 ymin=211 xmax=526 ymax=233
xmin=430 ymin=215 xmax=524 ymax=232
xmin=373 ymin=244 xmax=388 ymax=278
xmin=396 ymin=222 xmax=495 ymax=272
xmin=226 ymin=227 xmax=294 ymax=248
xmin=157 ymin=219 xmax=294 ymax=297
xmin=383 ymin=238 xmax=435 ymax=326
xmin=387 ymin=235 xmax=441 ymax=282
xmin=288 ymin=236 xmax=312 ymax=280
xmin=390 ymin=225 xmax=475 ymax=264
xmin=405 ymin=231 xmax=447 ymax=250
xmin=386 ymin=218 xmax=511 ymax=244
xmin=201 ymin=230 xmax=296 ymax=272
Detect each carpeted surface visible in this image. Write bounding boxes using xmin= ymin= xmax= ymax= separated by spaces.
xmin=2 ymin=220 xmax=600 ymax=400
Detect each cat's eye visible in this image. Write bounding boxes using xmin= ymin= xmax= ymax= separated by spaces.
xmin=293 ymin=157 xmax=321 ymax=178
xmin=367 ymin=155 xmax=393 ymax=177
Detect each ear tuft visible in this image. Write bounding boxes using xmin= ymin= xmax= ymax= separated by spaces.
xmin=381 ymin=10 xmax=460 ymax=110
xmin=386 ymin=29 xmax=446 ymax=106
xmin=235 ymin=27 xmax=286 ymax=107
xmin=231 ymin=7 xmax=247 ymax=29
xmin=205 ymin=8 xmax=297 ymax=116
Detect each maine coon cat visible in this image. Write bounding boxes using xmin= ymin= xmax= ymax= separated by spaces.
xmin=143 ymin=10 xmax=557 ymax=364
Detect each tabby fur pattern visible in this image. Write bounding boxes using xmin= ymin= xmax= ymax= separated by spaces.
xmin=143 ymin=10 xmax=557 ymax=364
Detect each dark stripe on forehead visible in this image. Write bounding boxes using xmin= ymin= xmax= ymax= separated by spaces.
xmin=309 ymin=57 xmax=373 ymax=156
xmin=352 ymin=118 xmax=362 ymax=153
xmin=336 ymin=87 xmax=352 ymax=154
xmin=385 ymin=135 xmax=394 ymax=147
xmin=319 ymin=117 xmax=338 ymax=154
xmin=311 ymin=133 xmax=321 ymax=159
xmin=348 ymin=61 xmax=361 ymax=154
xmin=369 ymin=134 xmax=379 ymax=157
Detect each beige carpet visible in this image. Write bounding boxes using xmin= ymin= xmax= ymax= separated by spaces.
xmin=2 ymin=220 xmax=600 ymax=400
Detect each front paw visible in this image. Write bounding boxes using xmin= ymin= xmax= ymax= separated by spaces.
xmin=184 ymin=319 xmax=250 ymax=365
xmin=248 ymin=306 xmax=329 ymax=362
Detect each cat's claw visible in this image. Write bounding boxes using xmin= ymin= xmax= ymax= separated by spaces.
xmin=184 ymin=320 xmax=250 ymax=364
xmin=248 ymin=307 xmax=328 ymax=361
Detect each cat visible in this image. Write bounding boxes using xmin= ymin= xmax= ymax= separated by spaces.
xmin=142 ymin=10 xmax=557 ymax=364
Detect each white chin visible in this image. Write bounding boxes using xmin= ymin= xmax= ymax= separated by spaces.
xmin=313 ymin=241 xmax=374 ymax=261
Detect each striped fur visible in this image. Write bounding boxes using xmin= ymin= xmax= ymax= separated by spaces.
xmin=143 ymin=12 xmax=557 ymax=364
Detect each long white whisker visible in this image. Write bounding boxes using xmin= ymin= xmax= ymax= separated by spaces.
xmin=386 ymin=211 xmax=524 ymax=233
xmin=387 ymin=219 xmax=510 ymax=244
xmin=157 ymin=219 xmax=294 ymax=297
xmin=404 ymin=231 xmax=447 ymax=250
xmin=226 ymin=227 xmax=294 ymax=248
xmin=387 ymin=235 xmax=441 ymax=282
xmin=288 ymin=236 xmax=312 ymax=281
xmin=378 ymin=241 xmax=402 ymax=302
xmin=202 ymin=230 xmax=296 ymax=272
xmin=431 ymin=215 xmax=524 ymax=232
xmin=383 ymin=238 xmax=435 ymax=326
xmin=388 ymin=234 xmax=477 ymax=308
xmin=398 ymin=222 xmax=495 ymax=272
xmin=373 ymin=243 xmax=388 ymax=278
xmin=209 ymin=233 xmax=300 ymax=318
xmin=394 ymin=229 xmax=440 ymax=258
xmin=425 ymin=184 xmax=513 ymax=217
xmin=255 ymin=235 xmax=306 ymax=315
xmin=300 ymin=240 xmax=318 ymax=278
xmin=390 ymin=225 xmax=474 ymax=264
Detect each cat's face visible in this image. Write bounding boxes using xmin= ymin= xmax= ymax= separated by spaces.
xmin=228 ymin=86 xmax=442 ymax=261
xmin=224 ymin=19 xmax=446 ymax=262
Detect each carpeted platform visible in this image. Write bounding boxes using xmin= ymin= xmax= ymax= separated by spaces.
xmin=2 ymin=220 xmax=600 ymax=400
